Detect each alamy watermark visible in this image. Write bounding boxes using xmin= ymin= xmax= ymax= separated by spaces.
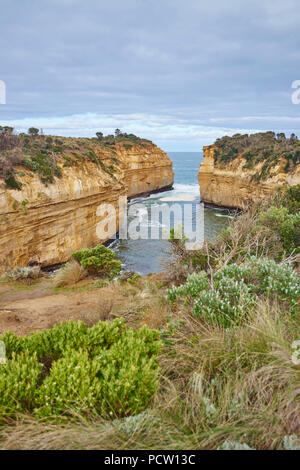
xmin=291 ymin=80 xmax=300 ymax=104
xmin=0 ymin=341 xmax=6 ymax=364
xmin=291 ymin=340 xmax=300 ymax=365
xmin=95 ymin=197 xmax=205 ymax=250
xmin=0 ymin=80 xmax=6 ymax=104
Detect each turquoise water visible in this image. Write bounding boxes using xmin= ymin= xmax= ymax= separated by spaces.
xmin=111 ymin=152 xmax=230 ymax=275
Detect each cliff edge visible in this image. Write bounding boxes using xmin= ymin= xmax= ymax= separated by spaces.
xmin=198 ymin=132 xmax=300 ymax=209
xmin=0 ymin=133 xmax=173 ymax=272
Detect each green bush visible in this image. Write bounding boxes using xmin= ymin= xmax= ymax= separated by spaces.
xmin=280 ymin=184 xmax=300 ymax=214
xmin=35 ymin=349 xmax=103 ymax=418
xmin=0 ymin=319 xmax=162 ymax=421
xmin=72 ymin=245 xmax=122 ymax=278
xmin=0 ymin=351 xmax=43 ymax=420
xmin=5 ymin=174 xmax=22 ymax=190
xmin=167 ymin=257 xmax=300 ymax=326
xmin=214 ymin=132 xmax=300 ymax=179
xmin=95 ymin=327 xmax=161 ymax=417
xmin=259 ymin=206 xmax=300 ymax=254
xmin=23 ymin=152 xmax=62 ymax=183
xmin=214 ymin=257 xmax=300 ymax=306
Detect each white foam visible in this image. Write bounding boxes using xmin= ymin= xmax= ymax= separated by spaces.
xmin=215 ymin=213 xmax=234 ymax=219
xmin=173 ymin=183 xmax=200 ymax=194
xmin=160 ymin=194 xmax=197 ymax=202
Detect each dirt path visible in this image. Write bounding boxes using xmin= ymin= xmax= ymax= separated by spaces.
xmin=0 ymin=281 xmax=120 ymax=336
xmin=0 ymin=272 xmax=168 ymax=336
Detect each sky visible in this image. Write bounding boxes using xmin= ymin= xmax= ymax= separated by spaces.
xmin=1 ymin=0 xmax=300 ymax=150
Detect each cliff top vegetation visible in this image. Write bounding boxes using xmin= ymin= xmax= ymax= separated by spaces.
xmin=0 ymin=126 xmax=154 ymax=189
xmin=213 ymin=131 xmax=300 ymax=180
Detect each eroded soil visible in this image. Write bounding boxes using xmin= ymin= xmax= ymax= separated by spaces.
xmin=0 ymin=274 xmax=169 ymax=336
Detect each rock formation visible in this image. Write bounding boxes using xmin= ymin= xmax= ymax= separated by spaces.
xmin=0 ymin=141 xmax=173 ymax=272
xmin=198 ymin=144 xmax=300 ymax=209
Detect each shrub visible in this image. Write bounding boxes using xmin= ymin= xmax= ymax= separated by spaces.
xmin=35 ymin=350 xmax=103 ymax=418
xmin=192 ymin=276 xmax=255 ymax=327
xmin=94 ymin=327 xmax=161 ymax=417
xmin=280 ymin=184 xmax=300 ymax=214
xmin=0 ymin=319 xmax=162 ymax=421
xmin=5 ymin=266 xmax=41 ymax=281
xmin=214 ymin=132 xmax=300 ymax=179
xmin=1 ymin=321 xmax=89 ymax=363
xmin=214 ymin=257 xmax=300 ymax=298
xmin=4 ymin=175 xmax=22 ymax=190
xmin=0 ymin=351 xmax=43 ymax=420
xmin=259 ymin=206 xmax=300 ymax=255
xmin=23 ymin=152 xmax=62 ymax=183
xmin=167 ymin=272 xmax=209 ymax=302
xmin=167 ymin=257 xmax=300 ymax=326
xmin=72 ymin=245 xmax=122 ymax=278
xmin=167 ymin=270 xmax=255 ymax=327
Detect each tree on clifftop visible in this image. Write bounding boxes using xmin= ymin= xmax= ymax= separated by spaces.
xmin=28 ymin=127 xmax=39 ymax=136
xmin=96 ymin=132 xmax=103 ymax=140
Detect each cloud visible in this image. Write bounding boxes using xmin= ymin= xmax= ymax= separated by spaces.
xmin=0 ymin=111 xmax=264 ymax=150
xmin=0 ymin=0 xmax=299 ymax=149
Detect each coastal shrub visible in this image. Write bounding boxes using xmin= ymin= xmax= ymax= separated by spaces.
xmin=34 ymin=350 xmax=103 ymax=418
xmin=23 ymin=152 xmax=62 ymax=183
xmin=5 ymin=266 xmax=41 ymax=281
xmin=4 ymin=174 xmax=22 ymax=190
xmin=0 ymin=130 xmax=149 ymax=188
xmin=192 ymin=276 xmax=255 ymax=326
xmin=167 ymin=272 xmax=209 ymax=301
xmin=280 ymin=184 xmax=300 ymax=214
xmin=72 ymin=245 xmax=122 ymax=278
xmin=0 ymin=320 xmax=162 ymax=421
xmin=167 ymin=270 xmax=255 ymax=327
xmin=214 ymin=132 xmax=300 ymax=179
xmin=214 ymin=257 xmax=300 ymax=310
xmin=2 ymin=320 xmax=88 ymax=361
xmin=167 ymin=257 xmax=300 ymax=326
xmin=259 ymin=206 xmax=300 ymax=254
xmin=94 ymin=327 xmax=161 ymax=417
xmin=0 ymin=351 xmax=43 ymax=420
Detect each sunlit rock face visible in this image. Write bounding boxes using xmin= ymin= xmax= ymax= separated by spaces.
xmin=0 ymin=142 xmax=173 ymax=272
xmin=198 ymin=145 xmax=300 ymax=209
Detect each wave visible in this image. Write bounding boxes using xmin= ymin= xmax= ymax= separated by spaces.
xmin=172 ymin=183 xmax=200 ymax=194
xmin=215 ymin=213 xmax=234 ymax=219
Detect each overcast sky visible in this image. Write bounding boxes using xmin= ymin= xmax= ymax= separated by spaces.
xmin=1 ymin=0 xmax=300 ymax=150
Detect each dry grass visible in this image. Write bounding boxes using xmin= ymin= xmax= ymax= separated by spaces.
xmin=206 ymin=204 xmax=283 ymax=270
xmin=53 ymin=260 xmax=87 ymax=287
xmin=78 ymin=298 xmax=114 ymax=326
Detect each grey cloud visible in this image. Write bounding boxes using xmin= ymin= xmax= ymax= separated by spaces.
xmin=0 ymin=0 xmax=300 ymax=149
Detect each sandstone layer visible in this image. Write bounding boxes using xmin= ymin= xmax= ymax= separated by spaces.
xmin=0 ymin=142 xmax=173 ymax=272
xmin=198 ymin=145 xmax=300 ymax=209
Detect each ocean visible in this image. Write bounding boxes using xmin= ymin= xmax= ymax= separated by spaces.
xmin=111 ymin=152 xmax=230 ymax=275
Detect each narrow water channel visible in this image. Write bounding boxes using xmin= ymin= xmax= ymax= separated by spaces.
xmin=112 ymin=152 xmax=231 ymax=275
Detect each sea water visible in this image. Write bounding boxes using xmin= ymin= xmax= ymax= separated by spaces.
xmin=112 ymin=152 xmax=231 ymax=275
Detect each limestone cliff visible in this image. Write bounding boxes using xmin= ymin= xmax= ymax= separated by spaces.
xmin=0 ymin=140 xmax=173 ymax=272
xmin=198 ymin=143 xmax=300 ymax=209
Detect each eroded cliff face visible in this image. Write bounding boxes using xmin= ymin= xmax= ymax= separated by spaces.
xmin=198 ymin=145 xmax=300 ymax=209
xmin=0 ymin=142 xmax=173 ymax=272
